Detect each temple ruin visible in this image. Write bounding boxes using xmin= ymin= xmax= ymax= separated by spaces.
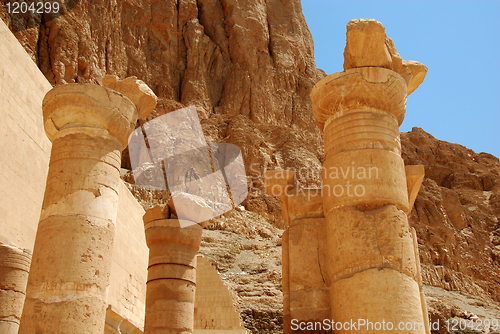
xmin=266 ymin=19 xmax=429 ymax=333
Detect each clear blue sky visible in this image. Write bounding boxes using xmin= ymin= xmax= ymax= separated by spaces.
xmin=302 ymin=1 xmax=500 ymax=158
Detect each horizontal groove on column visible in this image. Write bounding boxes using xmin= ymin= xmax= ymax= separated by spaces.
xmin=325 ymin=112 xmax=397 ymax=134
xmin=0 ymin=319 xmax=20 ymax=324
xmin=326 ymin=122 xmax=399 ymax=142
xmin=0 ymin=259 xmax=31 ymax=272
xmin=325 ymin=134 xmax=400 ymax=158
xmin=49 ymin=156 xmax=121 ymax=171
xmin=49 ymin=146 xmax=121 ymax=167
xmin=146 ymin=277 xmax=197 ymax=285
xmin=147 ymin=263 xmax=197 ymax=282
xmin=51 ymin=142 xmax=121 ymax=154
xmin=147 ymin=262 xmax=195 ymax=270
xmin=324 ymin=110 xmax=400 ymax=158
xmin=44 ymin=176 xmax=120 ymax=194
xmin=330 ymin=263 xmax=418 ymax=285
xmin=148 ymin=252 xmax=199 ymax=267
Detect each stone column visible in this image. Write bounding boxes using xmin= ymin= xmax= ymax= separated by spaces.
xmin=310 ymin=19 xmax=428 ymax=333
xmin=0 ymin=244 xmax=31 ymax=334
xmin=143 ymin=206 xmax=203 ymax=334
xmin=264 ymin=171 xmax=330 ymax=333
xmin=19 ymin=76 xmax=156 ymax=334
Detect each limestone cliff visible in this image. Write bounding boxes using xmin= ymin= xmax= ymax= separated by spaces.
xmin=2 ymin=1 xmax=499 ymax=333
xmin=402 ymin=128 xmax=500 ymax=302
xmin=401 ymin=128 xmax=500 ymax=333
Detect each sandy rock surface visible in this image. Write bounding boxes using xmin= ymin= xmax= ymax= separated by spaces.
xmin=402 ymin=128 xmax=500 ymax=304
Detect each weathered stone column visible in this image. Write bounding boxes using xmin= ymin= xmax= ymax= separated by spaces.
xmin=264 ymin=170 xmax=330 ymax=333
xmin=0 ymin=243 xmax=31 ymax=333
xmin=143 ymin=206 xmax=203 ymax=334
xmin=310 ymin=19 xmax=428 ymax=333
xmin=19 ymin=76 xmax=156 ymax=334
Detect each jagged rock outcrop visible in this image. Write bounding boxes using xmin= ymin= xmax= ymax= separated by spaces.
xmin=402 ymin=128 xmax=500 ymax=303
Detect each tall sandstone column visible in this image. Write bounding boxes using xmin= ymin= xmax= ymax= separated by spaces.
xmin=310 ymin=19 xmax=428 ymax=333
xmin=0 ymin=244 xmax=31 ymax=334
xmin=142 ymin=206 xmax=203 ymax=334
xmin=19 ymin=76 xmax=156 ymax=334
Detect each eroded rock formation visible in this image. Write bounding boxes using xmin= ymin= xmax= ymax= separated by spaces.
xmin=402 ymin=128 xmax=500 ymax=302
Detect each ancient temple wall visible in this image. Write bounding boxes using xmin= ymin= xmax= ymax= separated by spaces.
xmin=0 ymin=18 xmax=52 ymax=249
xmin=194 ymin=255 xmax=247 ymax=333
xmin=108 ymin=180 xmax=148 ymax=328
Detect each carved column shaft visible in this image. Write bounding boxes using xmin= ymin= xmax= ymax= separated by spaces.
xmin=19 ymin=130 xmax=124 ymax=333
xmin=311 ymin=19 xmax=428 ymax=334
xmin=143 ymin=208 xmax=203 ymax=334
xmin=0 ymin=244 xmax=31 ymax=334
xmin=19 ymin=78 xmax=156 ymax=334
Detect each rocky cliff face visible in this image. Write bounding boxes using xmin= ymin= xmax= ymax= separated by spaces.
xmin=2 ymin=1 xmax=499 ymax=333
xmin=402 ymin=129 xmax=500 ymax=299
xmin=400 ymin=128 xmax=500 ymax=333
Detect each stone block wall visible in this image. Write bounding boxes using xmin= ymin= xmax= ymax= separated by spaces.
xmin=0 ymin=18 xmax=52 ymax=249
xmin=108 ymin=180 xmax=148 ymax=328
xmin=194 ymin=255 xmax=247 ymax=333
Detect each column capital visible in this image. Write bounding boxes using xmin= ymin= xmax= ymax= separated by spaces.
xmin=311 ymin=67 xmax=407 ymax=132
xmin=311 ymin=18 xmax=427 ymax=133
xmin=144 ymin=219 xmax=203 ymax=250
xmin=102 ymin=75 xmax=157 ymax=119
xmin=42 ymin=78 xmax=157 ymax=149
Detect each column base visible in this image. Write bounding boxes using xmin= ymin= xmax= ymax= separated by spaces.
xmin=330 ymin=268 xmax=425 ymax=334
